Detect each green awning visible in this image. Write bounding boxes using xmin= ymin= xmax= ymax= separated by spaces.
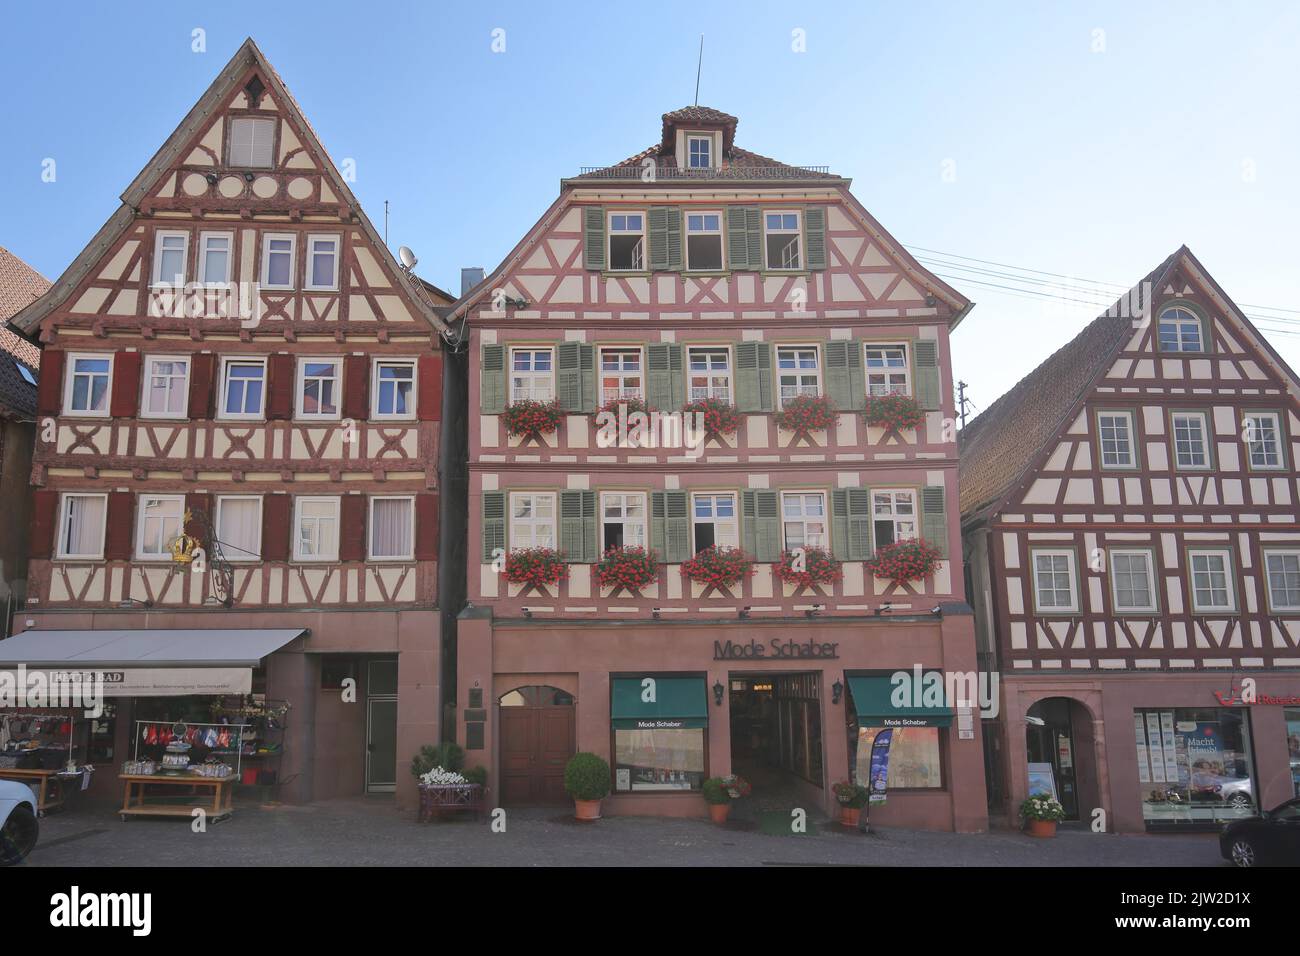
xmin=611 ymin=677 xmax=708 ymax=730
xmin=848 ymin=674 xmax=952 ymax=728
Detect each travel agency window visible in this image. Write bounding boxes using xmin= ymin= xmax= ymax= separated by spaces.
xmin=845 ymin=673 xmax=949 ymax=801
xmin=1135 ymin=707 xmax=1257 ymax=828
xmin=1287 ymin=708 xmax=1300 ymax=799
xmin=610 ymin=676 xmax=708 ymax=794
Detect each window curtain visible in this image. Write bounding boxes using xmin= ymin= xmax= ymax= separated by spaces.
xmin=371 ymin=498 xmax=412 ymax=557
xmin=218 ymin=499 xmax=260 ymax=560
xmin=65 ymin=496 xmax=105 ymax=555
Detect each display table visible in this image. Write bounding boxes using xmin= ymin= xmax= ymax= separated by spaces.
xmin=0 ymin=768 xmax=73 ymax=815
xmin=118 ymin=773 xmax=236 ymax=822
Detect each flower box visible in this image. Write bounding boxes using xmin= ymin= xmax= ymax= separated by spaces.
xmin=595 ymin=545 xmax=659 ymax=594
xmin=866 ymin=538 xmax=942 ymax=586
xmin=502 ymin=547 xmax=568 ymax=589
xmin=501 ymin=399 xmax=563 ymax=440
xmin=680 ymin=546 xmax=754 ymax=591
xmin=862 ymin=393 xmax=925 ymax=432
xmin=774 ymin=394 xmax=837 ymax=437
xmin=681 ymin=397 xmax=742 ymax=441
xmin=773 ymin=547 xmax=842 ymax=589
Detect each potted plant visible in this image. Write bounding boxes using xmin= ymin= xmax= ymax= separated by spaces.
xmin=865 ymin=538 xmax=943 ymax=586
xmin=1020 ymin=795 xmax=1066 ymax=837
xmin=681 ymin=397 xmax=742 ymax=442
xmin=701 ymin=774 xmax=751 ymax=824
xmin=680 ymin=545 xmax=754 ymax=592
xmin=410 ymin=742 xmax=464 ymax=779
xmin=596 ymin=545 xmax=659 ymax=594
xmin=863 ymin=393 xmax=926 ymax=432
xmin=773 ymin=547 xmax=842 ymax=589
xmin=502 ymin=547 xmax=568 ymax=590
xmin=773 ymin=393 xmax=837 ymax=440
xmin=832 ymin=780 xmax=870 ymax=827
xmin=564 ymin=752 xmax=611 ymax=821
xmin=501 ymin=398 xmax=563 ymax=441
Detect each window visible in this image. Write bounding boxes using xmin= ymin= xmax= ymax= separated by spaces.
xmin=141 ymin=356 xmax=190 ymax=419
xmin=369 ymin=496 xmax=414 ymax=561
xmin=776 ymin=346 xmax=820 ymax=406
xmin=198 ymin=232 xmax=232 ymax=285
xmin=856 ymin=725 xmax=942 ymax=790
xmin=372 ymin=360 xmax=416 ymax=419
xmin=1032 ymin=549 xmax=1078 ymax=614
xmin=509 ymin=492 xmax=556 ymax=550
xmin=261 ymin=233 xmax=296 ymax=290
xmin=1171 ymin=412 xmax=1211 ymax=469
xmin=601 ymin=492 xmax=647 ymax=550
xmin=135 ymin=495 xmax=185 ymax=560
xmin=1244 ymin=412 xmax=1283 ymax=470
xmin=1098 ymin=411 xmax=1136 ymax=468
xmin=228 ymin=116 xmax=276 ymax=168
xmin=297 ymin=358 xmax=341 ymax=419
xmin=763 ymin=211 xmax=801 ymax=270
xmin=151 ymin=231 xmax=189 ymax=288
xmin=607 ymin=213 xmax=645 ymax=271
xmin=305 ymin=235 xmax=340 ymax=291
xmin=686 ymin=134 xmax=712 ymax=170
xmin=219 ymin=358 xmax=266 ymax=419
xmin=687 ymin=347 xmax=731 ymax=402
xmin=215 ymin=496 xmax=261 ymax=561
xmin=1158 ymin=306 xmax=1204 ymax=352
xmin=509 ymin=348 xmax=554 ymax=402
xmin=866 ymin=344 xmax=910 ymax=396
xmin=56 ymin=493 xmax=106 ymax=559
xmin=1189 ymin=549 xmax=1235 ymax=612
xmin=614 ymin=726 xmax=705 ymax=792
xmin=64 ymin=354 xmax=112 ymax=416
xmin=599 ymin=347 xmax=643 ymax=404
xmin=1110 ymin=549 xmax=1157 ymax=613
xmin=871 ymin=490 xmax=917 ymax=548
xmin=685 ymin=212 xmax=723 ymax=270
xmin=692 ymin=493 xmax=739 ymax=552
xmin=781 ymin=491 xmax=827 ymax=551
xmin=1264 ymin=551 xmax=1300 ymax=611
xmin=294 ymin=497 xmax=340 ymax=561
xmin=1136 ymin=708 xmax=1256 ymax=826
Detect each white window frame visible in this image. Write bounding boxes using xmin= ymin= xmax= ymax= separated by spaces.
xmin=1097 ymin=410 xmax=1137 ymax=470
xmin=139 ymin=355 xmax=191 ymax=421
xmin=260 ymin=232 xmax=297 ymax=291
xmin=367 ymin=495 xmax=416 ymax=562
xmin=63 ymin=352 xmax=114 ymax=418
xmin=296 ymin=357 xmax=343 ymax=421
xmin=1108 ymin=548 xmax=1158 ymax=614
xmin=1031 ymin=548 xmax=1080 ymax=615
xmin=1244 ymin=411 xmax=1284 ymax=471
xmin=509 ymin=491 xmax=558 ymax=551
xmin=871 ymin=489 xmax=918 ymax=548
xmin=55 ymin=492 xmax=108 ymax=560
xmin=776 ymin=344 xmax=821 ymax=407
xmin=1189 ymin=548 xmax=1236 ymax=613
xmin=305 ymin=234 xmax=341 ymax=292
xmin=509 ymin=347 xmax=555 ymax=403
xmin=685 ymin=211 xmax=725 ymax=271
xmin=150 ymin=230 xmax=189 ymax=288
xmin=214 ymin=495 xmax=263 ymax=562
xmin=217 ymin=357 xmax=267 ymax=421
xmin=780 ymin=491 xmax=828 ymax=552
xmin=371 ymin=358 xmax=418 ymax=420
xmin=599 ymin=347 xmax=644 ymax=404
xmin=600 ymin=491 xmax=648 ymax=550
xmin=691 ymin=492 xmax=740 ymax=551
xmin=686 ymin=134 xmax=713 ymax=170
xmin=134 ymin=494 xmax=186 ymax=562
xmin=607 ymin=212 xmax=646 ymax=272
xmin=228 ymin=116 xmax=277 ymax=168
xmin=763 ymin=209 xmax=802 ymax=271
xmin=293 ymin=496 xmax=341 ymax=563
xmin=1171 ymin=411 xmax=1211 ymax=470
xmin=1263 ymin=549 xmax=1300 ymax=612
xmin=1157 ymin=306 xmax=1205 ymax=353
xmin=686 ymin=346 xmax=732 ymax=402
xmin=865 ymin=343 xmax=911 ymax=397
xmin=197 ymin=231 xmax=234 ymax=285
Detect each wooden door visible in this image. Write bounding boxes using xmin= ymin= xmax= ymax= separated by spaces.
xmin=499 ymin=696 xmax=575 ymax=805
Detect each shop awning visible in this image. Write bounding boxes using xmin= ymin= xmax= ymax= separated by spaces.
xmin=848 ymin=675 xmax=952 ymax=728
xmin=610 ymin=677 xmax=708 ymax=730
xmin=0 ymin=628 xmax=307 ymax=697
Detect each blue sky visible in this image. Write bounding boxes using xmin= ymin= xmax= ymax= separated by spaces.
xmin=2 ymin=1 xmax=1298 ymax=410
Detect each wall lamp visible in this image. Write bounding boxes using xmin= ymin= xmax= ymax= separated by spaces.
xmin=832 ymin=680 xmax=844 ymax=705
xmin=930 ymin=605 xmax=944 ymax=617
xmin=204 ymin=173 xmax=218 ymax=186
xmin=738 ymin=606 xmax=751 ymax=620
xmin=805 ymin=604 xmax=823 ymax=618
xmin=712 ymin=681 xmax=725 ymax=707
xmin=874 ymin=603 xmax=895 ymax=616
xmin=652 ymin=607 xmax=661 ymax=620
xmin=522 ymin=607 xmax=532 ymax=619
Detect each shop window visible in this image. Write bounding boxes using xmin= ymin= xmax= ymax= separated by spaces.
xmin=691 ymin=492 xmax=738 ymax=552
xmin=1189 ymin=549 xmax=1235 ymax=612
xmin=611 ymin=676 xmax=708 ymax=793
xmin=871 ymin=489 xmax=917 ymax=547
xmin=855 ymin=725 xmax=943 ymax=790
xmin=601 ymin=491 xmax=646 ymax=550
xmin=1286 ymin=709 xmax=1300 ymax=799
xmin=1031 ymin=548 xmax=1079 ymax=614
xmin=510 ymin=492 xmax=556 ymax=550
xmin=1136 ymin=708 xmax=1256 ymax=827
xmin=687 ymin=347 xmax=730 ymax=401
xmin=781 ymin=491 xmax=827 ymax=551
xmin=1110 ymin=549 xmax=1157 ymax=613
xmin=1265 ymin=551 xmax=1300 ymax=612
xmin=866 ymin=343 xmax=910 ymax=396
xmin=509 ymin=348 xmax=554 ymax=402
xmin=1097 ymin=411 xmax=1136 ymax=468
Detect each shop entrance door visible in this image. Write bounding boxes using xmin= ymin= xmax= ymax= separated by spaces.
xmin=499 ymin=685 xmax=575 ymax=805
xmin=365 ymin=660 xmax=399 ymax=793
xmin=728 ymin=674 xmax=824 ymax=817
xmin=1026 ymin=698 xmax=1079 ymax=821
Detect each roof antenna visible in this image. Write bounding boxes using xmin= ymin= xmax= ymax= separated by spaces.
xmin=694 ymin=35 xmax=703 ymax=106
xmin=384 ymin=200 xmax=390 ymax=249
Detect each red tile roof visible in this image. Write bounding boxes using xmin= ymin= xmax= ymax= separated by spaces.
xmin=0 ymin=246 xmax=49 ymax=419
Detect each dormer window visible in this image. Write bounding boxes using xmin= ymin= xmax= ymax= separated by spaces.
xmin=608 ymin=213 xmax=645 ymax=271
xmin=687 ymin=134 xmax=713 ymax=169
xmin=228 ymin=116 xmax=276 ymax=168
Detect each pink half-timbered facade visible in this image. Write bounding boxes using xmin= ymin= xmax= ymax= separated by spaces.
xmin=961 ymin=247 xmax=1300 ymax=832
xmin=452 ymin=107 xmax=988 ymax=830
xmin=5 ymin=40 xmax=451 ymax=807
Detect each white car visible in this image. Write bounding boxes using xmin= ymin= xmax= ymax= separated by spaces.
xmin=0 ymin=780 xmax=39 ymax=865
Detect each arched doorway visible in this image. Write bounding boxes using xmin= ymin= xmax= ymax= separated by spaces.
xmin=1025 ymin=697 xmax=1099 ymax=823
xmin=498 ymin=685 xmax=576 ymax=805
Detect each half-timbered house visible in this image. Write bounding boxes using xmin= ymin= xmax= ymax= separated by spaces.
xmin=961 ymin=247 xmax=1300 ymax=832
xmin=4 ymin=40 xmax=451 ymax=807
xmin=449 ymin=107 xmax=988 ymax=829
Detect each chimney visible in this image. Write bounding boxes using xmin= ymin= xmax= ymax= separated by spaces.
xmin=460 ymin=267 xmax=485 ymax=297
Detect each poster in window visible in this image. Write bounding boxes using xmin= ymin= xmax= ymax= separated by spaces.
xmin=1159 ymin=711 xmax=1180 ymax=784
xmin=1145 ymin=713 xmax=1166 ymax=782
xmin=1135 ymin=714 xmax=1151 ymax=783
xmin=1027 ymin=762 xmax=1057 ymax=801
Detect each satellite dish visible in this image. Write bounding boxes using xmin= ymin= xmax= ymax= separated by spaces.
xmin=398 ymin=246 xmax=418 ymax=269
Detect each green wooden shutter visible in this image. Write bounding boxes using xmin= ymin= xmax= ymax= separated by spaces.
xmin=742 ymin=489 xmax=781 ymax=562
xmin=804 ymin=205 xmax=827 ymax=270
xmin=824 ymin=341 xmax=864 ymax=411
xmin=921 ymin=485 xmax=948 ymax=557
xmin=560 ymin=490 xmax=597 ymax=563
xmin=583 ymin=207 xmax=605 ymax=270
xmin=647 ymin=207 xmax=683 ymax=271
xmin=651 ymin=490 xmax=691 ymax=563
xmin=665 ymin=207 xmax=682 ymax=271
xmin=735 ymin=341 xmax=773 ymax=412
xmin=482 ymin=491 xmax=505 ymax=562
xmin=646 ymin=343 xmax=683 ymax=411
xmin=832 ymin=488 xmax=873 ymax=561
xmin=831 ymin=490 xmax=849 ymax=561
xmin=727 ymin=206 xmax=756 ymax=271
xmin=557 ymin=342 xmax=595 ymax=412
xmin=745 ymin=208 xmax=763 ymax=270
xmin=480 ymin=345 xmax=506 ymax=413
xmin=914 ymin=340 xmax=941 ymax=411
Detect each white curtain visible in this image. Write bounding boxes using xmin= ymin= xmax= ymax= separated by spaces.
xmin=371 ymin=498 xmax=412 ymax=558
xmin=64 ymin=496 xmax=105 ymax=556
xmin=217 ymin=498 xmax=260 ymax=560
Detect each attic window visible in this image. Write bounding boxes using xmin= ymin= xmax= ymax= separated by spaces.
xmin=243 ymin=76 xmax=267 ymax=109
xmin=687 ymin=134 xmax=712 ymax=169
xmin=228 ymin=117 xmax=276 ymax=168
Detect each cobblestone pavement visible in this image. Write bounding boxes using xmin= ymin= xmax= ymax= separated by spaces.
xmin=17 ymin=796 xmax=1230 ymax=867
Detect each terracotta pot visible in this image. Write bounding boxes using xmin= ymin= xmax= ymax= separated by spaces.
xmin=708 ymin=802 xmax=731 ymax=824
xmin=573 ymin=798 xmax=602 ymax=821
xmin=1026 ymin=818 xmax=1057 ymax=838
xmin=839 ymin=805 xmax=861 ymax=828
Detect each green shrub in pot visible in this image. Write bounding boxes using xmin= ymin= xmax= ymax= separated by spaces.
xmin=564 ymin=752 xmax=611 ymax=801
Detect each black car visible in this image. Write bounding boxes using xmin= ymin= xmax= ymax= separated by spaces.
xmin=1219 ymin=797 xmax=1300 ymax=867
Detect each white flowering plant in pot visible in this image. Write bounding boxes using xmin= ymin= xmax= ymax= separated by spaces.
xmin=419 ymin=766 xmax=468 ymax=787
xmin=1019 ymin=795 xmax=1066 ymax=822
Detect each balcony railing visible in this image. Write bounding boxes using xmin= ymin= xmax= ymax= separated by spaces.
xmin=575 ymin=165 xmax=832 ymax=180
